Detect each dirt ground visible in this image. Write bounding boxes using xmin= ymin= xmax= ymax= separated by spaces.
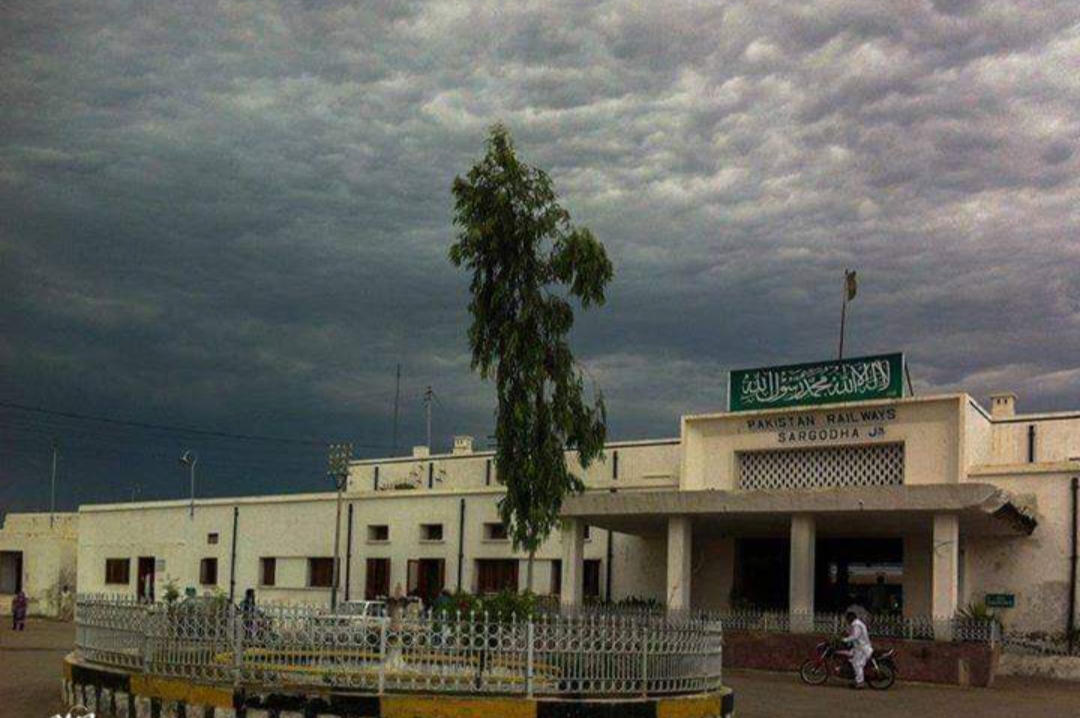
xmin=0 ymin=618 xmax=70 ymax=718
xmin=3 ymin=620 xmax=1079 ymax=718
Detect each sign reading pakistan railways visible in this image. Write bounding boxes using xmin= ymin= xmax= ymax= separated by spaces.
xmin=729 ymin=353 xmax=905 ymax=412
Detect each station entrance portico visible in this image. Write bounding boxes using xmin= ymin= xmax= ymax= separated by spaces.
xmin=560 ymin=483 xmax=1035 ymax=639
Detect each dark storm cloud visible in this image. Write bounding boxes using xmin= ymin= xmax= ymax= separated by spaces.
xmin=2 ymin=0 xmax=1080 ymax=510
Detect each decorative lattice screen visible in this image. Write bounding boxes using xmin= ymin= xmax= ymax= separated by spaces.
xmin=738 ymin=443 xmax=904 ymax=491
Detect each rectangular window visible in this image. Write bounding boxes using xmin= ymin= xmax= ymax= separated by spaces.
xmin=365 ymin=558 xmax=391 ymax=600
xmin=200 ymin=558 xmax=218 ymax=586
xmin=407 ymin=558 xmax=446 ymax=604
xmin=583 ymin=525 xmax=592 ymax=541
xmin=368 ymin=524 xmax=389 ymax=542
xmin=550 ymin=559 xmax=562 ymax=596
xmin=476 ymin=559 xmax=519 ymax=594
xmin=260 ymin=557 xmax=276 ymax=587
xmin=207 ymin=533 xmax=219 ymax=545
xmin=420 ymin=523 xmax=444 ymax=541
xmin=105 ymin=558 xmax=130 ymax=585
xmin=308 ymin=557 xmax=334 ymax=588
xmin=584 ymin=559 xmax=601 ymax=599
xmin=483 ymin=522 xmax=509 ymax=541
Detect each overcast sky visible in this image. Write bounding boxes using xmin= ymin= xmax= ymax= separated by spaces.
xmin=2 ymin=0 xmax=1079 ymax=513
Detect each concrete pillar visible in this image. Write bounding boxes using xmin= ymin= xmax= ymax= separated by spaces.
xmin=789 ymin=514 xmax=816 ymax=632
xmin=932 ymin=513 xmax=960 ymax=641
xmin=901 ymin=534 xmax=932 ymax=619
xmin=560 ymin=519 xmax=585 ymax=609
xmin=667 ymin=516 xmax=693 ymax=612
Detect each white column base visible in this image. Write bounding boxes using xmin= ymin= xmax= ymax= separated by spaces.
xmin=789 ymin=514 xmax=816 ymax=633
xmin=560 ymin=519 xmax=585 ymax=609
xmin=932 ymin=513 xmax=960 ymax=641
xmin=667 ymin=516 xmax=692 ymax=612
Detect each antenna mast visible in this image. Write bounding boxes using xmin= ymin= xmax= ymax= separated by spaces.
xmin=391 ymin=364 xmax=401 ymax=453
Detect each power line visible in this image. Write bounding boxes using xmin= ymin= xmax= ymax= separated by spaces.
xmin=0 ymin=401 xmax=392 ymax=450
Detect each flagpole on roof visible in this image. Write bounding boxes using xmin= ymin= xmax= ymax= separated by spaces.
xmin=838 ymin=269 xmax=857 ymax=360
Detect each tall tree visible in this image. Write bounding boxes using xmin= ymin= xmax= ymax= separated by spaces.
xmin=450 ymin=124 xmax=613 ymax=590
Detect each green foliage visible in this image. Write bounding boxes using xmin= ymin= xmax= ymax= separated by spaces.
xmin=437 ymin=589 xmax=538 ymax=619
xmin=615 ymin=596 xmax=663 ymax=610
xmin=450 ymin=124 xmax=613 ymax=556
xmin=481 ymin=589 xmax=538 ymax=619
xmin=958 ymin=601 xmax=1000 ymax=625
xmin=162 ymin=579 xmax=180 ymax=605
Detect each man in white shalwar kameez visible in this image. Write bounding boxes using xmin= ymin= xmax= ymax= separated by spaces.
xmin=843 ymin=610 xmax=873 ymax=689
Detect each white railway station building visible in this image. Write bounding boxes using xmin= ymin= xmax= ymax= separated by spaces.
xmin=5 ymin=354 xmax=1079 ymax=642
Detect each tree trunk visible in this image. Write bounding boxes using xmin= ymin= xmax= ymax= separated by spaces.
xmin=526 ymin=550 xmax=535 ymax=593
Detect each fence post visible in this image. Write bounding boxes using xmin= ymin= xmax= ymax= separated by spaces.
xmin=141 ymin=606 xmax=152 ymax=675
xmin=378 ymin=617 xmax=388 ymax=695
xmin=640 ymin=624 xmax=649 ymax=697
xmin=990 ymin=620 xmax=999 ymax=650
xmin=231 ymin=605 xmax=243 ymax=688
xmin=526 ymin=620 xmax=535 ymax=697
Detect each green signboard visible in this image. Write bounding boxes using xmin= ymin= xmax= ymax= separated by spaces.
xmin=729 ymin=353 xmax=905 ymax=412
xmin=985 ymin=593 xmax=1015 ymax=608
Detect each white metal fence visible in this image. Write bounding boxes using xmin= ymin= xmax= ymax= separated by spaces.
xmin=75 ymin=596 xmax=724 ymax=697
xmin=716 ymin=609 xmax=998 ymax=643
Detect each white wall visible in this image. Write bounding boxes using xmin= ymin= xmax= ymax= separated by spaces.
xmin=0 ymin=513 xmax=78 ymax=617
xmin=76 ymin=490 xmax=647 ymax=604
xmin=991 ymin=415 xmax=1080 ymax=465
xmin=964 ymin=469 xmax=1077 ymax=633
xmin=348 ymin=440 xmax=680 ymax=495
xmin=681 ymin=395 xmax=964 ymax=489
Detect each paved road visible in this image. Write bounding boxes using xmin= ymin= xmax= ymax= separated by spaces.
xmin=3 ymin=620 xmax=1079 ymax=718
xmin=727 ymin=667 xmax=1080 ymax=718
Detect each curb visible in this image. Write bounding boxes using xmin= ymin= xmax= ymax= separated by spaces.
xmin=62 ymin=655 xmax=735 ymax=718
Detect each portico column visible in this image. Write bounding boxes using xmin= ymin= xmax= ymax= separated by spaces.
xmin=560 ymin=518 xmax=585 ymax=609
xmin=789 ymin=514 xmax=816 ymax=633
xmin=667 ymin=516 xmax=692 ymax=612
xmin=932 ymin=513 xmax=960 ymax=641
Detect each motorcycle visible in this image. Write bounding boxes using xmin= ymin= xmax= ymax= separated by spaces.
xmin=799 ymin=639 xmax=897 ymax=689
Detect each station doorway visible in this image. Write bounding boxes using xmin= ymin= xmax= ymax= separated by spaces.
xmin=731 ymin=536 xmax=903 ymax=613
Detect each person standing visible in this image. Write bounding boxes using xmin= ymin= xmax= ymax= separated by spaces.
xmin=11 ymin=590 xmax=28 ymax=631
xmin=60 ymin=585 xmax=74 ymax=622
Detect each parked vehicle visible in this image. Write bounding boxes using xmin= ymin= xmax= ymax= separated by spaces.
xmin=336 ymin=600 xmax=389 ymax=619
xmin=799 ymin=639 xmax=897 ymax=690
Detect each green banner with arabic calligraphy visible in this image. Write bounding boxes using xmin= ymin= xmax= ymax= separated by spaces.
xmin=729 ymin=353 xmax=905 ymax=412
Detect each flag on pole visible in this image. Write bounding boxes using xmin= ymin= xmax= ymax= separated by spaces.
xmin=845 ymin=269 xmax=858 ymax=301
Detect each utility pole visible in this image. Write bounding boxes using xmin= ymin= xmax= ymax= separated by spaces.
xmin=327 ymin=442 xmax=352 ymax=611
xmin=423 ymin=386 xmax=434 ymax=450
xmin=392 ymin=364 xmax=401 ymax=454
xmin=50 ymin=439 xmax=59 ymax=528
xmin=837 ymin=269 xmax=857 ymax=360
xmin=180 ymin=451 xmax=198 ymax=518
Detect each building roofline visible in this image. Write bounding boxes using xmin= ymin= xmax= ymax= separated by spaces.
xmin=349 ymin=437 xmax=680 ymax=466
xmin=76 ymin=484 xmax=668 ymax=514
xmin=993 ymin=410 xmax=1080 ymax=424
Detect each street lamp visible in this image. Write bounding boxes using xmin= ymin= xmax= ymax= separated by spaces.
xmin=327 ymin=442 xmax=353 ymax=611
xmin=180 ymin=450 xmax=198 ymax=519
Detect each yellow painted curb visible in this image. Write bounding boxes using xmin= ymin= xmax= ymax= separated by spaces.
xmin=382 ymin=694 xmax=538 ymax=718
xmin=129 ymin=675 xmax=233 ymax=709
xmin=656 ymin=693 xmax=724 ymax=718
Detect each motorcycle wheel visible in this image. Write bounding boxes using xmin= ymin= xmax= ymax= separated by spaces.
xmin=799 ymin=658 xmax=829 ymax=685
xmin=867 ymin=662 xmax=896 ymax=690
